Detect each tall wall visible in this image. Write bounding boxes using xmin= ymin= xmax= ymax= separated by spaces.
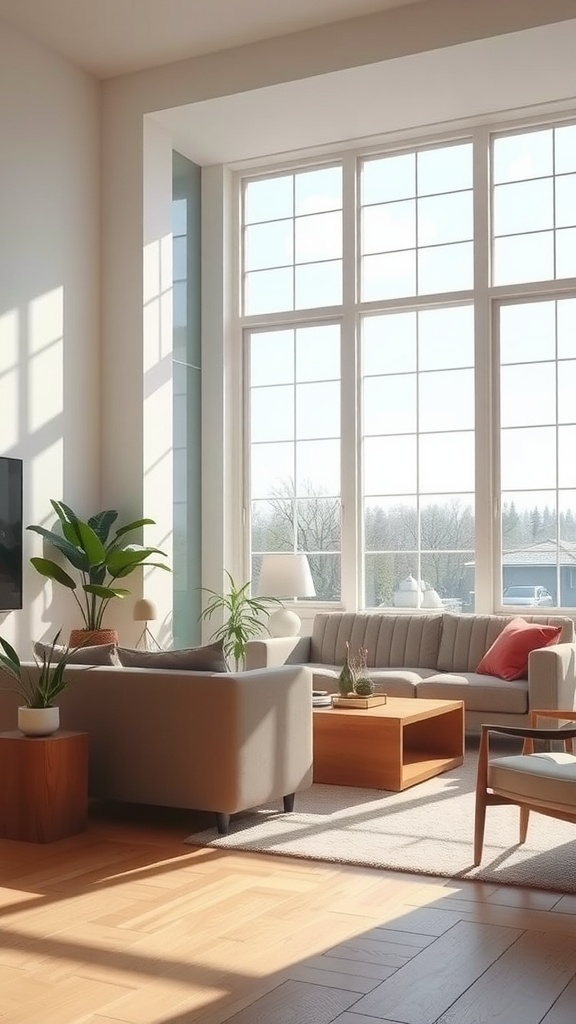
xmin=0 ymin=19 xmax=100 ymax=650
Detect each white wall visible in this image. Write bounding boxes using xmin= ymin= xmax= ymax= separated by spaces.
xmin=0 ymin=19 xmax=100 ymax=651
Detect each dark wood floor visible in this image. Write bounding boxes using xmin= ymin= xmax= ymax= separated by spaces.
xmin=0 ymin=799 xmax=575 ymax=1023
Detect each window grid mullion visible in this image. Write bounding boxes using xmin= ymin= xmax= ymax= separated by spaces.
xmin=472 ymin=125 xmax=494 ymax=613
xmin=341 ymin=151 xmax=359 ymax=611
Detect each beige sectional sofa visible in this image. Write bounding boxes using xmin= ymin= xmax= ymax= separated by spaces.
xmin=245 ymin=611 xmax=576 ymax=731
xmin=0 ymin=662 xmax=313 ymax=834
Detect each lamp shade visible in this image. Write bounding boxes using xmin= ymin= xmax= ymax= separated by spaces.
xmin=256 ymin=554 xmax=316 ymax=599
xmin=133 ymin=598 xmax=158 ymax=622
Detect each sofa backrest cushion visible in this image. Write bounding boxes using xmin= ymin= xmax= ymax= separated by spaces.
xmin=116 ymin=639 xmax=229 ymax=672
xmin=310 ymin=613 xmax=443 ymax=669
xmin=34 ymin=641 xmax=120 ymax=666
xmin=437 ymin=613 xmax=574 ymax=673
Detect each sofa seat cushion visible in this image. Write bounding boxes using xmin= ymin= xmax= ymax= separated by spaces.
xmin=308 ymin=665 xmax=340 ymax=691
xmin=416 ymin=672 xmax=528 ymax=714
xmin=368 ymin=668 xmax=436 ymax=698
xmin=489 ymin=752 xmax=576 ymax=808
xmin=309 ymin=665 xmax=435 ymax=698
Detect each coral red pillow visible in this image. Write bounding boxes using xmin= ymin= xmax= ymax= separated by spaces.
xmin=476 ymin=617 xmax=562 ymax=681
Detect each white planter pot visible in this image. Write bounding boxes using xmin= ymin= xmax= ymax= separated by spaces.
xmin=18 ymin=706 xmax=60 ymax=737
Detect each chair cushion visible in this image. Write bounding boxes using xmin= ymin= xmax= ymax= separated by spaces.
xmin=489 ymin=752 xmax=576 ymax=809
xmin=417 ymin=672 xmax=528 ymax=713
xmin=476 ymin=617 xmax=561 ymax=681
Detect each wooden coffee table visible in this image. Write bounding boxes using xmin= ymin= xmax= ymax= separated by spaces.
xmin=312 ymin=697 xmax=464 ymax=791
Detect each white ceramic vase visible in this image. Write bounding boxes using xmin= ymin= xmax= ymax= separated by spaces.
xmin=17 ymin=706 xmax=60 ymax=737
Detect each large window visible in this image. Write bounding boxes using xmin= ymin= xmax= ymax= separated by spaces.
xmin=362 ymin=305 xmax=475 ymax=611
xmin=244 ymin=166 xmax=343 ymax=314
xmin=249 ymin=322 xmax=341 ymax=601
xmin=499 ymin=297 xmax=576 ymax=607
xmin=492 ymin=126 xmax=576 ymax=285
xmin=239 ymin=119 xmax=576 ymax=611
xmin=360 ymin=144 xmax=473 ymax=300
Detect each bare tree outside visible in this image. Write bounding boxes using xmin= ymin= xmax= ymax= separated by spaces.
xmin=252 ymin=480 xmax=340 ymax=601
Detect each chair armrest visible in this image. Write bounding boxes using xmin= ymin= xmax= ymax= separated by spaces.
xmin=480 ymin=718 xmax=576 ymax=758
xmin=528 ymin=643 xmax=576 ymax=712
xmin=529 ymin=708 xmax=576 ymax=724
xmin=480 ymin=722 xmax=576 ymax=741
xmin=245 ymin=635 xmax=312 ymax=670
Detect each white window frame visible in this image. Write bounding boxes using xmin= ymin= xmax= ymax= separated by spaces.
xmin=233 ymin=109 xmax=576 ymax=614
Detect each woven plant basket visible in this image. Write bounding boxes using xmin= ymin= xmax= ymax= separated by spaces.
xmin=69 ymin=628 xmax=119 ymax=648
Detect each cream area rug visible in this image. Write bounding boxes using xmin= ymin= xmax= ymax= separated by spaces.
xmin=185 ymin=751 xmax=576 ymax=893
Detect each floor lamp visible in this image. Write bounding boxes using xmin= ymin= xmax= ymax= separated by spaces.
xmin=256 ymin=553 xmax=316 ymax=636
xmin=133 ymin=599 xmax=161 ymax=650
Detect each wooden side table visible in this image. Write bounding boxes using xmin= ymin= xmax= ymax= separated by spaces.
xmin=0 ymin=730 xmax=88 ymax=843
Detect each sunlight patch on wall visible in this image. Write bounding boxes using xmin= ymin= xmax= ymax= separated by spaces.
xmin=28 ymin=288 xmax=64 ymax=434
xmin=29 ymin=438 xmax=63 ymax=528
xmin=143 ymin=235 xmax=172 ymax=370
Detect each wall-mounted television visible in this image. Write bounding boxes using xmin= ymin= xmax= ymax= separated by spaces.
xmin=0 ymin=457 xmax=23 ymax=611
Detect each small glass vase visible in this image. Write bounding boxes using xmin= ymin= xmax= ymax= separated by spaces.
xmin=338 ymin=644 xmax=355 ymax=697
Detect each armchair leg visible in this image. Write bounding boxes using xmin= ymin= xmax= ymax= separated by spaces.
xmin=519 ymin=806 xmax=530 ymax=844
xmin=283 ymin=793 xmax=295 ymax=813
xmin=216 ymin=813 xmax=230 ymax=835
xmin=474 ymin=793 xmax=487 ymax=866
xmin=474 ymin=727 xmax=489 ymax=866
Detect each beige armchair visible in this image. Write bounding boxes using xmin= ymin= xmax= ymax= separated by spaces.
xmin=0 ymin=662 xmax=314 ymax=835
xmin=474 ymin=709 xmax=576 ymax=865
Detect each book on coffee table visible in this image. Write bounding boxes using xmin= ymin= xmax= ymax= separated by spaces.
xmin=313 ymin=691 xmax=333 ymax=708
xmin=332 ymin=695 xmax=388 ymax=709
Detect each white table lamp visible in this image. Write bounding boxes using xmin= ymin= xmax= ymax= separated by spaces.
xmin=256 ymin=553 xmax=316 ymax=637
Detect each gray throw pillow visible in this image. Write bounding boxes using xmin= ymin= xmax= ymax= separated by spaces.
xmin=116 ymin=639 xmax=229 ymax=672
xmin=33 ymin=641 xmax=120 ymax=666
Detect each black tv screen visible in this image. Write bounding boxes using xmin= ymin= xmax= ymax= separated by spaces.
xmin=0 ymin=457 xmax=23 ymax=610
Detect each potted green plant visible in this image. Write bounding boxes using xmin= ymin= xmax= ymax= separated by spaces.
xmin=198 ymin=571 xmax=282 ymax=670
xmin=0 ymin=630 xmax=77 ymax=736
xmin=27 ymin=500 xmax=171 ymax=645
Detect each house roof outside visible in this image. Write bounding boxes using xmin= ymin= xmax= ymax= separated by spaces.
xmin=465 ymin=540 xmax=576 ymax=569
xmin=502 ymin=539 xmax=576 ymax=567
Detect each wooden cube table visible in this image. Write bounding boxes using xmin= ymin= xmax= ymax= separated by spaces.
xmin=313 ymin=697 xmax=464 ymax=791
xmin=0 ymin=730 xmax=88 ymax=843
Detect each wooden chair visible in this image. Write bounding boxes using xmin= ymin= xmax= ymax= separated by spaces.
xmin=474 ymin=709 xmax=576 ymax=866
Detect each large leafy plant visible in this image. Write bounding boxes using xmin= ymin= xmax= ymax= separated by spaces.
xmin=198 ymin=571 xmax=281 ymax=670
xmin=27 ymin=500 xmax=170 ymax=632
xmin=0 ymin=630 xmax=76 ymax=708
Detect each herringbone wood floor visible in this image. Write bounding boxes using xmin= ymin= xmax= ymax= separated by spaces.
xmin=1 ymin=802 xmax=575 ymax=1023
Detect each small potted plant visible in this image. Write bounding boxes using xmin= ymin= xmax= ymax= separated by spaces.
xmin=198 ymin=571 xmax=282 ymax=670
xmin=27 ymin=500 xmax=171 ymax=646
xmin=350 ymin=646 xmax=375 ymax=697
xmin=0 ymin=630 xmax=78 ymax=736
